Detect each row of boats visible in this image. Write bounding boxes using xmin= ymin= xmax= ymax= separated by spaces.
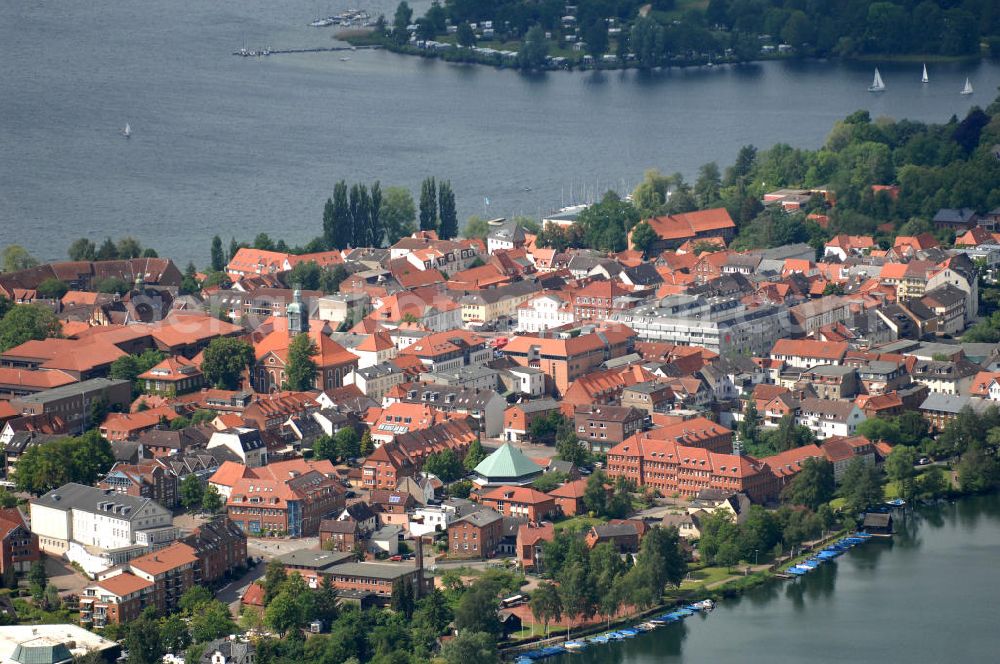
xmin=309 ymin=9 xmax=372 ymax=27
xmin=869 ymin=64 xmax=973 ymax=94
xmin=784 ymin=532 xmax=872 ymax=576
xmin=514 ymin=599 xmax=716 ymax=662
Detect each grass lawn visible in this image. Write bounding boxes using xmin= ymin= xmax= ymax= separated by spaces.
xmin=681 ymin=566 xmax=732 ymax=588
xmin=554 ymin=515 xmax=606 ymax=532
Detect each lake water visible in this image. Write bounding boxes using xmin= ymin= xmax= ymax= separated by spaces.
xmin=3 ymin=0 xmax=1000 ymax=264
xmin=553 ymin=494 xmax=1000 ymax=664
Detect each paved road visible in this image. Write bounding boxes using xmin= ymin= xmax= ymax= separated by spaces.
xmin=218 ymin=561 xmax=266 ymax=614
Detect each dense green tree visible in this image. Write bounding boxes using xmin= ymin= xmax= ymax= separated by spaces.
xmin=1 ymin=245 xmax=38 ymax=273
xmin=423 ymin=449 xmax=465 ymax=482
xmin=262 ymin=558 xmax=288 ymax=604
xmin=335 ymin=427 xmax=361 ymax=460
xmin=202 ymin=484 xmax=223 ymax=513
xmin=368 ymin=181 xmax=384 ymax=247
xmin=201 ymin=337 xmax=254 ymax=389
xmin=288 ymin=260 xmax=323 ymax=291
xmin=0 ymin=304 xmax=61 ymax=352
xmin=632 ymin=169 xmax=673 ymax=216
xmin=958 ymin=448 xmax=999 ymax=493
xmin=694 ymin=162 xmax=722 ymax=208
xmin=158 ymin=614 xmax=190 ymax=653
xmin=518 ymin=24 xmax=550 ymax=69
xmin=839 ymin=457 xmax=884 ymax=514
xmin=178 ymin=585 xmax=213 ymax=614
xmin=179 ymin=474 xmax=204 ymax=510
xmin=67 ymin=238 xmax=97 ymax=261
xmin=116 ymin=236 xmax=143 ymax=259
xmin=95 ymin=238 xmax=119 ymax=261
xmin=382 ymin=187 xmax=417 ymax=244
xmin=190 ymin=600 xmax=238 ymax=643
xmin=15 ymin=431 xmax=114 ymax=495
xmin=454 ymin=583 xmax=501 ymax=637
xmin=123 ymin=608 xmax=163 ymax=664
xmin=360 ymin=429 xmax=374 ymax=456
xmin=440 ymin=631 xmax=499 ymax=664
xmin=110 ymin=349 xmax=165 ymax=384
xmin=737 ymin=399 xmax=760 ymax=449
xmin=583 ymin=19 xmax=609 ymax=58
xmin=438 ymin=181 xmax=458 ymax=240
xmin=756 ymin=415 xmax=816 ymax=454
xmin=885 ymin=445 xmax=919 ymax=503
xmin=284 ymin=333 xmax=318 ymax=391
xmin=630 ymin=221 xmax=657 ymax=257
xmin=577 ymin=191 xmax=640 ymax=252
xmin=349 ymin=183 xmax=371 ymax=249
xmin=419 ymin=177 xmax=437 ymax=232
xmin=28 ymin=561 xmax=47 ymax=600
xmin=556 ymin=432 xmax=588 ymax=467
xmin=582 ymin=472 xmax=609 ymax=515
xmin=780 ymin=458 xmax=835 ymax=510
xmin=624 ymin=527 xmax=686 ymax=608
xmin=330 ymin=181 xmax=352 ymax=250
xmin=35 ymin=278 xmax=68 ymax=300
xmin=463 ymin=438 xmax=487 ymax=470
xmin=390 ymin=578 xmax=415 ymax=619
xmin=313 ymin=434 xmax=336 ymax=462
xmin=210 ymin=235 xmax=225 ymax=272
xmin=94 ymin=276 xmax=131 ymax=295
xmin=456 ymin=22 xmax=476 ymax=47
xmin=392 ymin=1 xmax=413 ymax=45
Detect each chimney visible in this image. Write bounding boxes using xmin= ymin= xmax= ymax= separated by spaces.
xmin=414 ymin=535 xmax=424 ymax=600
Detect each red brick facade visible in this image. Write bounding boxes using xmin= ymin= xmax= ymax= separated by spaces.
xmin=606 ymin=433 xmax=780 ymax=504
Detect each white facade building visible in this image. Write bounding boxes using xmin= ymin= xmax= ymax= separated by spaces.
xmin=517 ymin=294 xmax=574 ymax=333
xmin=30 ymin=483 xmax=175 ymax=570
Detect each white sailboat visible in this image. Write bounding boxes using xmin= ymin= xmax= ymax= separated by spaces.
xmin=921 ymin=64 xmax=928 ymax=84
xmin=868 ymin=67 xmax=885 ymax=92
xmin=122 ymin=123 xmax=131 ymax=139
xmin=961 ymin=77 xmax=973 ymax=95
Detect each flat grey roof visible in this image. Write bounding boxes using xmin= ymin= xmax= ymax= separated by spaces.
xmin=14 ymin=378 xmax=128 ymax=404
xmin=326 ymin=562 xmax=421 ymax=581
xmin=278 ymin=549 xmax=355 ymax=569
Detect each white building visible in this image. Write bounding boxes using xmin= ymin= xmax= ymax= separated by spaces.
xmin=610 ymin=298 xmax=790 ymax=356
xmin=30 ymin=483 xmax=174 ymax=568
xmin=344 ymin=362 xmax=408 ymax=401
xmin=206 ymin=428 xmax=267 ymax=467
xmin=486 ymin=220 xmax=526 ymax=255
xmin=409 ymin=503 xmax=460 ymax=537
xmin=508 ymin=366 xmax=545 ymax=397
xmin=517 ymin=293 xmax=574 ymax=333
xmin=349 ymin=329 xmax=397 ymax=369
xmin=795 ymin=398 xmax=867 ymax=440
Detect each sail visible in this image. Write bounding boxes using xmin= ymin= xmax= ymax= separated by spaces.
xmin=869 ymin=68 xmax=885 ymax=91
xmin=961 ymin=77 xmax=973 ymax=95
xmin=921 ymin=64 xmax=928 ymax=84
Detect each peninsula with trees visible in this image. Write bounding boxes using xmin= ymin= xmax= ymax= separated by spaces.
xmin=349 ymin=0 xmax=1000 ymax=71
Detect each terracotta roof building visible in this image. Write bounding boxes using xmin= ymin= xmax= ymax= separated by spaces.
xmin=606 ymin=434 xmax=779 ymax=504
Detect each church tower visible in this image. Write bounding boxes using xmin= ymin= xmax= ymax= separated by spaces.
xmin=287 ymin=287 xmax=309 ymax=336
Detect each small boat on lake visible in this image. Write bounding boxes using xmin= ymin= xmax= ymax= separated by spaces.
xmin=122 ymin=123 xmax=131 ymax=139
xmin=869 ymin=67 xmax=886 ymax=92
xmin=921 ymin=63 xmax=928 ymax=84
xmin=961 ymin=77 xmax=973 ymax=95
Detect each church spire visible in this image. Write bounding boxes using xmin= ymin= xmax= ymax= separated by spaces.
xmin=287 ymin=286 xmax=308 ymax=336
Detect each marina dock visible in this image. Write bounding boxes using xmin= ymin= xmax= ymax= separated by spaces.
xmin=232 ymin=45 xmax=381 ymax=57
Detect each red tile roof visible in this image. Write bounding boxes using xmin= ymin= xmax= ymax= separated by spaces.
xmin=94 ymin=573 xmax=154 ymax=597
xmin=129 ymin=542 xmax=199 ymax=576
